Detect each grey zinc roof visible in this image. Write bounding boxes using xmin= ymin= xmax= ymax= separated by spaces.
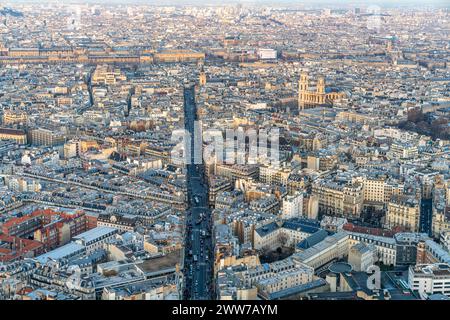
xmin=255 ymin=221 xmax=279 ymax=237
xmin=296 ymin=229 xmax=329 ymax=250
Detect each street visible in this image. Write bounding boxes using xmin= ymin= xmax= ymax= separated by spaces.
xmin=420 ymin=198 xmax=433 ymax=236
xmin=182 ymin=85 xmax=214 ymax=300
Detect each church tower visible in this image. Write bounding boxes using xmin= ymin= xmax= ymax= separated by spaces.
xmin=298 ymin=72 xmax=309 ymax=110
xmin=316 ymin=77 xmax=326 ymax=104
xmin=199 ymin=67 xmax=207 ymax=87
xmin=317 ymin=77 xmax=325 ymax=94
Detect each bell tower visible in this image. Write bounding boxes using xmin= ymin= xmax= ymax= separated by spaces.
xmin=317 ymin=77 xmax=325 ymax=94
xmin=316 ymin=77 xmax=326 ymax=104
xmin=298 ymin=72 xmax=309 ymax=110
xmin=199 ymin=66 xmax=207 ymax=87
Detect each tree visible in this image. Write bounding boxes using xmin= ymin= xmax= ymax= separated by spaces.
xmin=260 ymin=245 xmax=271 ymax=258
xmin=277 ymin=232 xmax=289 ymax=248
xmin=407 ymin=108 xmax=424 ymax=123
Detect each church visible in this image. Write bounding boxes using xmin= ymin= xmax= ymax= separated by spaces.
xmin=298 ymin=72 xmax=345 ymax=110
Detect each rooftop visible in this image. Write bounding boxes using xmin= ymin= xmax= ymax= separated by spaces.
xmin=35 ymin=242 xmax=85 ymax=264
xmin=73 ymin=226 xmax=118 ymax=244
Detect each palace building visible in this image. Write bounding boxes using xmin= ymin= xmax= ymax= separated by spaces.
xmin=298 ymin=72 xmax=345 ymax=110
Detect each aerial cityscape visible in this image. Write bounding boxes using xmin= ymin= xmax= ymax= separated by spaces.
xmin=0 ymin=1 xmax=449 ymax=303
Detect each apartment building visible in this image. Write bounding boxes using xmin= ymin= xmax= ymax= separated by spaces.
xmin=282 ymin=193 xmax=303 ymax=219
xmin=388 ymin=142 xmax=419 ymax=160
xmin=0 ymin=128 xmax=27 ymax=144
xmin=2 ymin=110 xmax=27 ymax=125
xmin=215 ymin=164 xmax=259 ymax=183
xmin=259 ymin=165 xmax=291 ymax=186
xmin=1 ymin=211 xmax=43 ymax=238
xmin=256 ymin=267 xmax=314 ymax=295
xmin=432 ymin=209 xmax=450 ymax=240
xmin=92 ymin=65 xmax=127 ymax=85
xmin=386 ymin=195 xmax=420 ymax=232
xmin=30 ymin=128 xmax=65 ymax=146
xmin=312 ymin=180 xmax=364 ymax=218
xmin=354 ymin=175 xmax=403 ymax=205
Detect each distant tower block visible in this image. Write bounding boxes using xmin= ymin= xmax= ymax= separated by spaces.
xmin=199 ymin=67 xmax=207 ymax=86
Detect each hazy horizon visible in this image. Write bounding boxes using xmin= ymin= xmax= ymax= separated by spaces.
xmin=2 ymin=0 xmax=450 ymax=8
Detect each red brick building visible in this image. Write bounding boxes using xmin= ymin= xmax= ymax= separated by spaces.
xmin=33 ymin=209 xmax=90 ymax=250
xmin=1 ymin=209 xmax=94 ymax=252
xmin=0 ymin=234 xmax=44 ymax=263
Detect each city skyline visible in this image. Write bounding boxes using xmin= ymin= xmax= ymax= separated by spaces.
xmin=2 ymin=0 xmax=450 ymax=7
